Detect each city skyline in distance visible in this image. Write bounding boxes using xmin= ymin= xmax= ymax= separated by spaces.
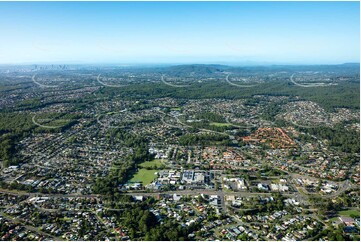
xmin=0 ymin=1 xmax=359 ymax=65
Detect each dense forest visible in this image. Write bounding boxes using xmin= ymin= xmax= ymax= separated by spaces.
xmin=297 ymin=122 xmax=360 ymax=154
xmin=97 ymin=78 xmax=359 ymax=111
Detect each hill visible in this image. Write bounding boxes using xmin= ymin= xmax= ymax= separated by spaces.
xmin=159 ymin=64 xmax=228 ymax=76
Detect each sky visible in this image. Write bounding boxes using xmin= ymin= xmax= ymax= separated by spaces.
xmin=0 ymin=1 xmax=359 ymax=65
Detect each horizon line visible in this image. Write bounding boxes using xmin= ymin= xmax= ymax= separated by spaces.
xmin=0 ymin=62 xmax=359 ymax=67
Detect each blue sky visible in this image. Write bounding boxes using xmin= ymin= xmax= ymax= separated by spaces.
xmin=0 ymin=1 xmax=359 ymax=64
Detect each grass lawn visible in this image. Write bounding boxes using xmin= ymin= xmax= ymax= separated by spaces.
xmin=170 ymin=107 xmax=181 ymax=111
xmin=339 ymin=210 xmax=360 ymax=217
xmin=210 ymin=122 xmax=232 ymax=127
xmin=129 ymin=169 xmax=158 ymax=185
xmin=139 ymin=159 xmax=164 ymax=168
xmin=61 ymin=217 xmax=73 ymax=221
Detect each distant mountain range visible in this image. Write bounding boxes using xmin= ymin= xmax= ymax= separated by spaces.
xmin=153 ymin=63 xmax=360 ymax=76
xmin=156 ymin=64 xmax=229 ymax=75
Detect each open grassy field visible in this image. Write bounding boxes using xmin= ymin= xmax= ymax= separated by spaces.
xmin=129 ymin=169 xmax=158 ymax=185
xmin=139 ymin=159 xmax=164 ymax=168
xmin=339 ymin=210 xmax=360 ymax=217
xmin=210 ymin=122 xmax=233 ymax=127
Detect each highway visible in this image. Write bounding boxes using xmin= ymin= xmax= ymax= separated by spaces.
xmin=290 ymin=73 xmax=336 ymax=87
xmin=225 ymin=74 xmax=258 ymax=88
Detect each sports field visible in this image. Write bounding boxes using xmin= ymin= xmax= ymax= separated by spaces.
xmin=129 ymin=169 xmax=158 ymax=185
xmin=210 ymin=122 xmax=232 ymax=127
xmin=339 ymin=210 xmax=360 ymax=217
xmin=139 ymin=159 xmax=164 ymax=168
